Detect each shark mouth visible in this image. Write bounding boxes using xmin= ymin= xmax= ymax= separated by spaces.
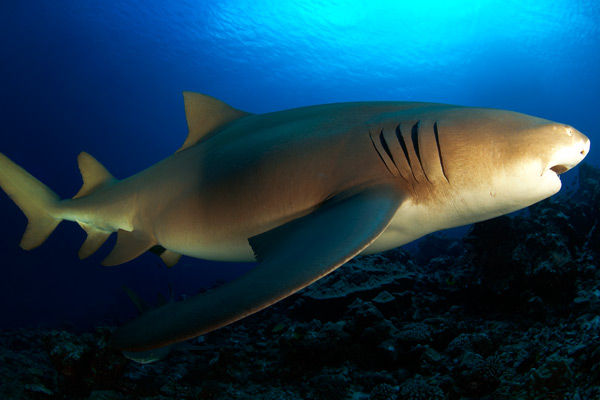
xmin=550 ymin=165 xmax=569 ymax=175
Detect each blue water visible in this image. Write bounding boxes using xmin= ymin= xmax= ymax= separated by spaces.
xmin=0 ymin=1 xmax=599 ymax=328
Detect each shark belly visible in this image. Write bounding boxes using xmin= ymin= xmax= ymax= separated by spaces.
xmin=151 ymin=180 xmax=327 ymax=262
xmin=363 ymin=201 xmax=433 ymax=254
xmin=150 ymin=174 xmax=323 ymax=263
xmin=364 ymin=198 xmax=464 ymax=254
xmin=153 ymin=204 xmax=257 ymax=262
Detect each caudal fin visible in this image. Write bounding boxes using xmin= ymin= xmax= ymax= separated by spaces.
xmin=0 ymin=153 xmax=62 ymax=250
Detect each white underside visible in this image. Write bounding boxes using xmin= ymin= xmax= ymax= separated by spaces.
xmin=366 ymin=166 xmax=562 ymax=255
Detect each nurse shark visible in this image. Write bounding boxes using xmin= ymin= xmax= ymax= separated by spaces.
xmin=0 ymin=92 xmax=590 ymax=353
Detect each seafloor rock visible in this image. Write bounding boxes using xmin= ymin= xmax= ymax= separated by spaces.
xmin=3 ymin=164 xmax=600 ymax=399
xmin=44 ymin=330 xmax=93 ymax=378
xmin=445 ymin=332 xmax=494 ymax=357
xmin=307 ymin=367 xmax=351 ymax=400
xmin=0 ymin=329 xmax=58 ymax=399
xmin=452 ymin=352 xmax=502 ymax=397
xmin=369 ymin=383 xmax=398 ymax=400
xmin=87 ymin=390 xmax=126 ymax=400
xmin=397 ymin=375 xmax=444 ymax=400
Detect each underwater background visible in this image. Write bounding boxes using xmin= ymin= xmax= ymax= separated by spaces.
xmin=1 ymin=1 xmax=600 ymax=399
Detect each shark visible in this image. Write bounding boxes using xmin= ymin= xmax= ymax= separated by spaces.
xmin=0 ymin=92 xmax=590 ymax=354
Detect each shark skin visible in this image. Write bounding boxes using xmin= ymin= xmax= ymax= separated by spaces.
xmin=0 ymin=92 xmax=590 ymax=354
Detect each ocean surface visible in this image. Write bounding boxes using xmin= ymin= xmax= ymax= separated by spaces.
xmin=0 ymin=0 xmax=598 ymax=332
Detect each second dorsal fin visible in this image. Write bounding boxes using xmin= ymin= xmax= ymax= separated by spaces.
xmin=178 ymin=91 xmax=251 ymax=152
xmin=73 ymin=152 xmax=116 ymax=199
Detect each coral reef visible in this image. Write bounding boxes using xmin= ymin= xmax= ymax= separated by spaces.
xmin=2 ymin=163 xmax=600 ymax=399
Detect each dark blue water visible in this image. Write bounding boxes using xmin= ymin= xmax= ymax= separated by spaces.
xmin=0 ymin=1 xmax=599 ymax=329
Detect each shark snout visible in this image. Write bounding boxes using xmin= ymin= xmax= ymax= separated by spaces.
xmin=548 ymin=127 xmax=590 ymax=175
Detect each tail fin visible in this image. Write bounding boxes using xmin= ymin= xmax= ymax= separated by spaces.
xmin=0 ymin=153 xmax=62 ymax=250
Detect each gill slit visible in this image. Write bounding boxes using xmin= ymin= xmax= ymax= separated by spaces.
xmin=412 ymin=121 xmax=433 ymax=183
xmin=433 ymin=121 xmax=449 ymax=183
xmin=379 ymin=130 xmax=394 ymax=164
xmin=395 ymin=124 xmax=411 ymax=172
xmin=369 ymin=129 xmax=400 ymax=177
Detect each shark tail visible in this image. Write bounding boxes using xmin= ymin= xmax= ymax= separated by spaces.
xmin=0 ymin=153 xmax=62 ymax=250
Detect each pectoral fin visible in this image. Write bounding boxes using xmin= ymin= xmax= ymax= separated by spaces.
xmin=111 ymin=184 xmax=403 ymax=352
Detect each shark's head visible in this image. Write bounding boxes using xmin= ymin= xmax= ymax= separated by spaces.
xmin=433 ymin=107 xmax=590 ymax=221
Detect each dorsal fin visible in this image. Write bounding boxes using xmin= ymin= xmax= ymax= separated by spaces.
xmin=73 ymin=152 xmax=116 ymax=199
xmin=178 ymin=91 xmax=251 ymax=152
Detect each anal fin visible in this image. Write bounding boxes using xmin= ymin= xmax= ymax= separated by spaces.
xmin=77 ymin=222 xmax=111 ymax=259
xmin=102 ymin=229 xmax=156 ymax=266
